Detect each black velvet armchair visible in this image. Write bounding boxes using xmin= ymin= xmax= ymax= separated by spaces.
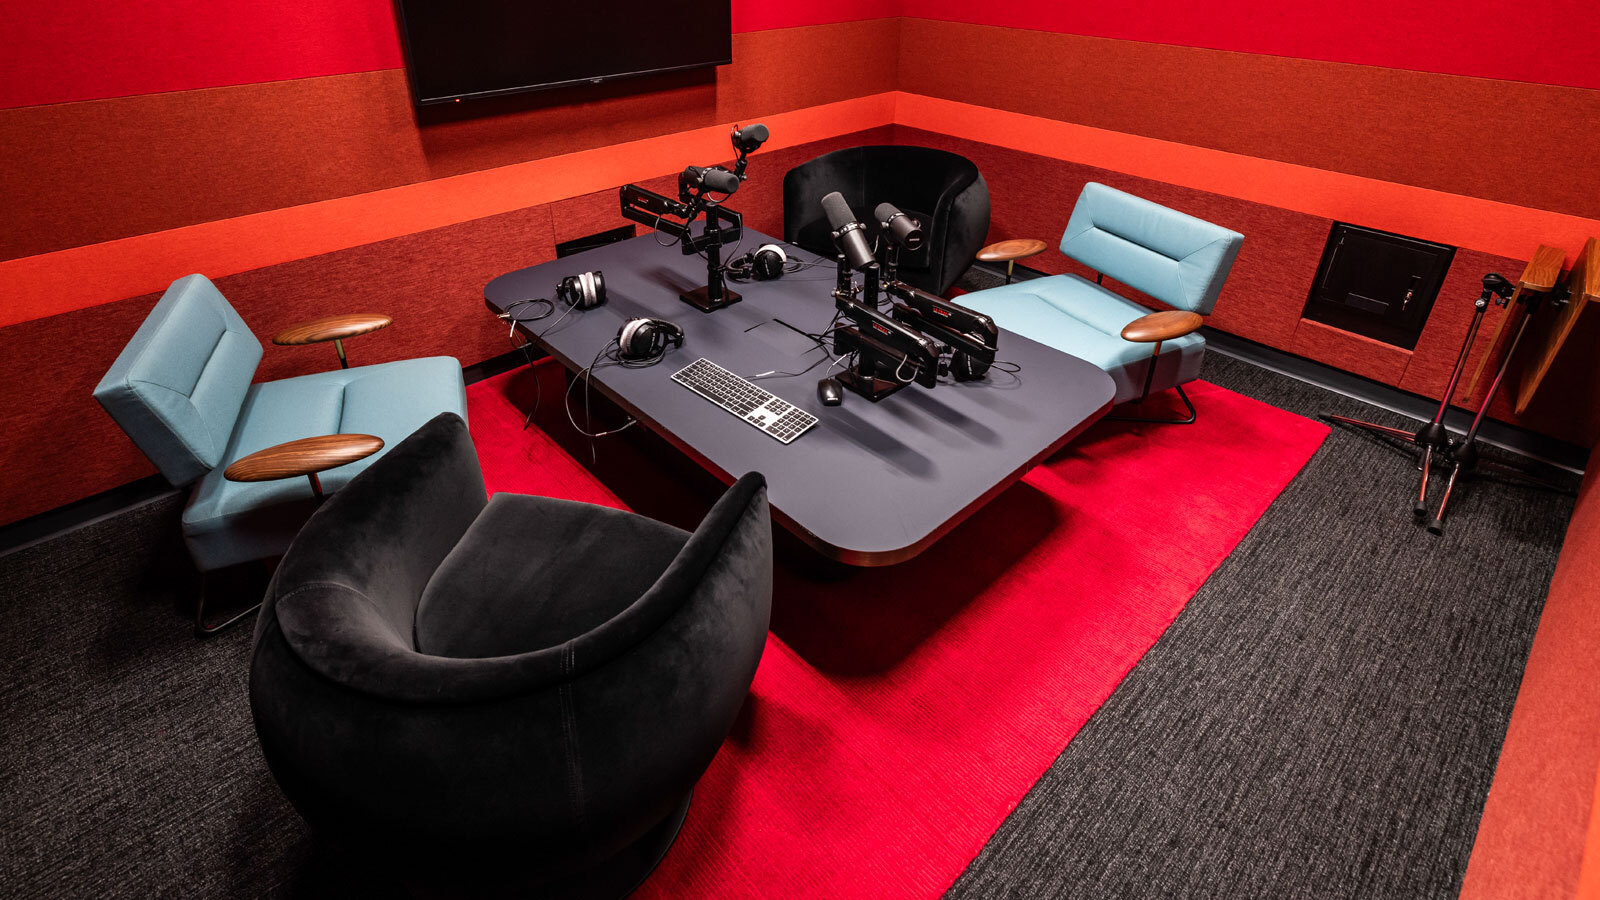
xmin=248 ymin=413 xmax=773 ymax=896
xmin=783 ymin=144 xmax=991 ymax=295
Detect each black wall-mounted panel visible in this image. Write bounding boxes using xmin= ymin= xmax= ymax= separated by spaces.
xmin=394 ymin=1 xmax=732 ymax=106
xmin=1303 ymin=223 xmax=1455 ymax=350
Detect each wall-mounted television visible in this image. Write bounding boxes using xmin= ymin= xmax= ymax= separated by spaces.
xmin=393 ymin=1 xmax=733 ymax=106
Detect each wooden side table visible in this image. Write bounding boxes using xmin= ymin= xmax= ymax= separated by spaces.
xmin=273 ymin=313 xmax=393 ymax=369
xmin=224 ymin=433 xmax=385 ymax=498
xmin=1111 ymin=310 xmax=1204 ymax=425
xmin=977 ymin=239 xmax=1049 ymax=284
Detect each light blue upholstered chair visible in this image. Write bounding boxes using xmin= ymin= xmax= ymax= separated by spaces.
xmin=960 ymin=182 xmax=1243 ymax=423
xmin=94 ymin=274 xmax=468 ymax=633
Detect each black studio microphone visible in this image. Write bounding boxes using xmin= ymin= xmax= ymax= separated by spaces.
xmin=684 ymin=165 xmax=742 ymax=195
xmin=822 ymin=191 xmax=877 ymax=272
xmin=731 ymin=123 xmax=769 ymax=154
xmin=875 ymin=202 xmax=925 ymax=251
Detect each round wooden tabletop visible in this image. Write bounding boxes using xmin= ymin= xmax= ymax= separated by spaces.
xmin=224 ymin=434 xmax=385 ymax=482
xmin=272 ymin=314 xmax=392 ymax=346
xmin=1121 ymin=310 xmax=1204 ymax=343
xmin=977 ymin=238 xmax=1049 ymax=263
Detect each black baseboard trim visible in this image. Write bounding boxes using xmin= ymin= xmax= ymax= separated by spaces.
xmin=0 ymin=475 xmax=176 ymax=559
xmin=7 ymin=298 xmax=1584 ymax=557
xmin=0 ymin=350 xmax=546 ymax=559
xmin=1200 ymin=329 xmax=1587 ymax=473
xmin=967 ymin=259 xmax=1588 ymax=474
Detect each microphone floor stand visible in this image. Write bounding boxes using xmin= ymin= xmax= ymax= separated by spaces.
xmin=1324 ymin=286 xmax=1492 ymax=521
xmin=1324 ymin=278 xmax=1570 ymax=534
xmin=1424 ymin=289 xmax=1569 ymax=533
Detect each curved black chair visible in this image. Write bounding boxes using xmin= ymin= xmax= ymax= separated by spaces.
xmin=249 ymin=412 xmax=773 ymax=897
xmin=783 ymin=144 xmax=991 ymax=295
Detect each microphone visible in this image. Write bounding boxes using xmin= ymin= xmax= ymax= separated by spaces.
xmin=683 ymin=165 xmax=742 ymax=195
xmin=875 ymin=202 xmax=925 ymax=251
xmin=731 ymin=123 xmax=769 ymax=154
xmin=822 ymin=192 xmax=877 ymax=272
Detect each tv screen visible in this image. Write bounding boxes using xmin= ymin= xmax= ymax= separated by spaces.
xmin=394 ymin=1 xmax=733 ymax=105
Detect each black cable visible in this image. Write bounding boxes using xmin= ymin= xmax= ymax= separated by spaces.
xmin=504 ymin=298 xmax=583 ymax=429
xmin=565 ymin=341 xmax=638 ymax=460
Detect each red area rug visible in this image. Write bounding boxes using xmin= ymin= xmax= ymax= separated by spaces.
xmin=467 ymin=367 xmax=1328 ymax=898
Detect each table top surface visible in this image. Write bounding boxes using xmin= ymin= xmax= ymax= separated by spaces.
xmin=485 ymin=230 xmax=1114 ymax=565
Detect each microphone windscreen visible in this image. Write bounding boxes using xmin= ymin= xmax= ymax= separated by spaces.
xmin=738 ymin=123 xmax=769 ymax=145
xmin=875 ymin=202 xmax=902 ymax=225
xmin=701 ymin=167 xmax=741 ymax=194
xmin=821 ymin=192 xmax=856 ymax=231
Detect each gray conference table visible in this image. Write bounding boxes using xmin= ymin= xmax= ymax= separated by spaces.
xmin=484 ymin=229 xmax=1114 ymax=565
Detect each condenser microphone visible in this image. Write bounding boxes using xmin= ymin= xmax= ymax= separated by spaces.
xmin=875 ymin=202 xmax=925 ymax=251
xmin=822 ymin=191 xmax=877 ymax=272
xmin=684 ymin=165 xmax=742 ymax=195
xmin=731 ymin=123 xmax=769 ymax=154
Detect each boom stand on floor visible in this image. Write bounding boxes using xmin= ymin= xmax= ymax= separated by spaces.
xmin=1324 ymin=257 xmax=1569 ymax=534
xmin=1323 ymin=274 xmax=1511 ymax=524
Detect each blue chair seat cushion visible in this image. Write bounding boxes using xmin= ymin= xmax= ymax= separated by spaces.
xmin=181 ymin=356 xmax=466 ymax=570
xmin=413 ymin=493 xmax=691 ymax=660
xmin=960 ymin=274 xmax=1204 ymax=405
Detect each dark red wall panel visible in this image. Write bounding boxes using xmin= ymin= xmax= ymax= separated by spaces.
xmin=0 ymin=0 xmax=405 ymax=109
xmin=0 ymin=127 xmax=893 ymax=526
xmin=899 ymin=19 xmax=1600 ymax=221
xmin=0 ymin=0 xmax=903 ymax=110
xmin=890 ymin=127 xmax=1587 ymax=446
xmin=0 ymin=21 xmax=899 ymax=262
xmin=907 ymin=1 xmax=1600 ymax=90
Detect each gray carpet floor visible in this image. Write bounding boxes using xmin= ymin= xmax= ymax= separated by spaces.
xmin=0 ymin=352 xmax=1574 ymax=898
xmin=949 ymin=353 xmax=1575 ymax=899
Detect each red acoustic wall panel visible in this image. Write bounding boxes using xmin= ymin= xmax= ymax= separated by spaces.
xmin=0 ymin=127 xmax=894 ymax=526
xmin=898 ymin=20 xmax=1600 ymax=221
xmin=0 ymin=21 xmax=899 ymax=262
xmin=906 ymin=0 xmax=1600 ymax=90
xmin=0 ymin=0 xmax=906 ymax=110
xmin=0 ymin=0 xmax=405 ymax=109
xmin=888 ymin=128 xmax=1585 ymax=446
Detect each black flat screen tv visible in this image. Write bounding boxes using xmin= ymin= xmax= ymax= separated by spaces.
xmin=394 ymin=1 xmax=733 ymax=106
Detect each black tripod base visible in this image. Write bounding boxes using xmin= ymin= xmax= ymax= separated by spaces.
xmin=680 ymin=285 xmax=741 ymax=313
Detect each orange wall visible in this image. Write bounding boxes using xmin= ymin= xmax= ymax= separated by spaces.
xmin=5 ymin=9 xmax=1599 ymax=527
xmin=1461 ymin=455 xmax=1600 ymax=900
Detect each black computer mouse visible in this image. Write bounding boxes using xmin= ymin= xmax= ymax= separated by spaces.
xmin=817 ymin=377 xmax=843 ymax=407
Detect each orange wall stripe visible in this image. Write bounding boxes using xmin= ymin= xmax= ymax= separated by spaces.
xmin=0 ymin=93 xmax=894 ymax=329
xmin=892 ymin=92 xmax=1600 ymax=265
xmin=8 ymin=89 xmax=1597 ymax=330
xmin=1582 ymin=762 xmax=1600 ymax=900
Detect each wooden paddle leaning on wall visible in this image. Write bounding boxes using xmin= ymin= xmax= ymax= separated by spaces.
xmin=1512 ymin=237 xmax=1600 ymax=415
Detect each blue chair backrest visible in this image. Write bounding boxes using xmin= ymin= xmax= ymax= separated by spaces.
xmin=94 ymin=275 xmax=263 ymax=486
xmin=1059 ymin=182 xmax=1243 ymax=315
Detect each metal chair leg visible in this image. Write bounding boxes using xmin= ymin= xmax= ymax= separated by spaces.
xmin=1106 ymin=343 xmax=1197 ymax=424
xmin=1106 ymin=383 xmax=1197 ymax=425
xmin=193 ymin=569 xmax=264 ymax=638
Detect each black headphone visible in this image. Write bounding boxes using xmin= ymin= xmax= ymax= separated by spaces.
xmin=556 ymin=270 xmax=607 ymax=309
xmin=949 ymin=351 xmax=991 ymax=382
xmin=617 ymin=317 xmax=685 ymax=363
xmin=727 ymin=244 xmax=787 ymax=281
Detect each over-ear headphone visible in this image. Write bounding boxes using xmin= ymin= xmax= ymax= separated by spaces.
xmin=556 ymin=270 xmax=607 ymax=309
xmin=949 ymin=350 xmax=991 ymax=382
xmin=727 ymin=244 xmax=787 ymax=281
xmin=617 ymin=317 xmax=685 ymax=363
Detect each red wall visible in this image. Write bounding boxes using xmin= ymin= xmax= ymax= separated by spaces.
xmin=0 ymin=0 xmax=902 ymax=109
xmin=908 ymin=0 xmax=1600 ymax=89
xmin=5 ymin=2 xmax=1599 ymax=527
